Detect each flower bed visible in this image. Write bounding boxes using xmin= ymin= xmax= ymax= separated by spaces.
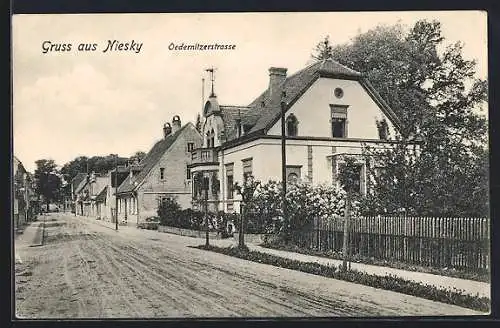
xmin=194 ymin=244 xmax=490 ymax=313
xmin=261 ymin=240 xmax=490 ymax=283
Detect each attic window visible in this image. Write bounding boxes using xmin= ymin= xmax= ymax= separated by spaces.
xmin=330 ymin=105 xmax=349 ymax=138
xmin=334 ymin=88 xmax=344 ymax=99
xmin=286 ymin=114 xmax=298 ymax=137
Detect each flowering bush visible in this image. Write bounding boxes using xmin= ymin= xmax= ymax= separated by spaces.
xmin=246 ymin=180 xmax=360 ymax=234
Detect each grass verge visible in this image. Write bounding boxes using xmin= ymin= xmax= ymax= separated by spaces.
xmin=194 ymin=244 xmax=490 ymax=313
xmin=260 ymin=241 xmax=490 ymax=283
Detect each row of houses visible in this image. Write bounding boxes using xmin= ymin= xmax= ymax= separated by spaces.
xmin=13 ymin=156 xmax=39 ymax=230
xmin=72 ymin=58 xmax=417 ymax=226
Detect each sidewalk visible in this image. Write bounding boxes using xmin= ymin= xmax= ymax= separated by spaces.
xmin=14 ymin=217 xmax=47 ymax=264
xmin=208 ymin=238 xmax=490 ymax=299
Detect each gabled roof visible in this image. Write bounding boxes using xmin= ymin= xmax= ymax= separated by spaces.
xmin=74 ymin=175 xmax=89 ymax=194
xmin=95 ymin=185 xmax=108 ymax=202
xmin=117 ymin=123 xmax=192 ymax=194
xmin=220 ymin=58 xmax=402 ymax=147
xmin=71 ymin=173 xmax=87 ymax=191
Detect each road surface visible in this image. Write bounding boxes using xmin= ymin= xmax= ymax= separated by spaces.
xmin=14 ymin=213 xmax=484 ymax=318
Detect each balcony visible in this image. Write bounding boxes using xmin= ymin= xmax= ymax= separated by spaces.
xmin=189 ymin=147 xmax=219 ymax=173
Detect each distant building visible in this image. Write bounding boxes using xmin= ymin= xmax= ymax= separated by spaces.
xmin=115 ymin=115 xmax=202 ymax=226
xmin=13 ymin=156 xmax=36 ymax=229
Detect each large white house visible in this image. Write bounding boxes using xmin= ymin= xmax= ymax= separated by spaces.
xmin=189 ymin=58 xmax=409 ymax=213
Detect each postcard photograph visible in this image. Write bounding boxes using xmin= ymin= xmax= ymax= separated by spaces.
xmin=11 ymin=11 xmax=490 ymax=319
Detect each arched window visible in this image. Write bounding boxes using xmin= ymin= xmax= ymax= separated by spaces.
xmin=206 ymin=132 xmax=211 ymax=148
xmin=210 ymin=129 xmax=215 ymax=148
xmin=288 ymin=172 xmax=299 ymax=184
xmin=286 ymin=114 xmax=298 ymax=137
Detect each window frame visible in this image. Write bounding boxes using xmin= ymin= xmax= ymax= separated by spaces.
xmin=160 ymin=167 xmax=165 ymax=180
xmin=330 ymin=104 xmax=349 ymax=138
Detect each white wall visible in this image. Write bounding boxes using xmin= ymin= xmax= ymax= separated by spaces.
xmin=202 ymin=114 xmax=225 ymax=147
xmin=267 ymin=77 xmax=397 ymax=139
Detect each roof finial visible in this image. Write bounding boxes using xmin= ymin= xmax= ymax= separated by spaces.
xmin=205 ymin=67 xmax=217 ymax=97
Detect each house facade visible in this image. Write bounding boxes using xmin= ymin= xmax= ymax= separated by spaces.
xmin=13 ymin=156 xmax=36 ymax=229
xmin=189 ymin=58 xmax=412 ymax=213
xmin=115 ymin=115 xmax=203 ymax=225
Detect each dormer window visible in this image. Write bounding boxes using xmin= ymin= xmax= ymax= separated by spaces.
xmin=286 ymin=113 xmax=298 ymax=137
xmin=330 ymin=105 xmax=349 ymax=138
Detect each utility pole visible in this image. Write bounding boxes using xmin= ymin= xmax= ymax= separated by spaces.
xmin=280 ymin=93 xmax=288 ymax=244
xmin=342 ymin=190 xmax=351 ymax=271
xmin=204 ymin=176 xmax=209 ymax=246
xmin=115 ymin=155 xmax=118 ymax=231
xmin=239 ymin=195 xmax=245 ymax=248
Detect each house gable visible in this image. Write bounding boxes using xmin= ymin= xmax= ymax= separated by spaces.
xmin=266 ymin=76 xmax=399 ymax=140
xmin=132 ymin=123 xmax=202 ymax=193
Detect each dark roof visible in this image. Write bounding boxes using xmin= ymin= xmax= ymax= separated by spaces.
xmin=220 ymin=58 xmax=402 ymax=146
xmin=95 ymin=186 xmax=108 ymax=202
xmin=71 ymin=173 xmax=87 ymax=190
xmin=117 ymin=123 xmax=191 ymax=194
xmin=219 ymin=105 xmax=261 ymax=140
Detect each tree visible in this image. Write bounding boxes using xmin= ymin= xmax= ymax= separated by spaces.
xmin=34 ymin=159 xmax=63 ymax=211
xmin=61 ymin=154 xmax=129 ymax=182
xmin=338 ymin=156 xmax=362 ymax=271
xmin=233 ymin=175 xmax=260 ymax=249
xmin=130 ymin=151 xmax=146 ymax=164
xmin=312 ymin=35 xmax=334 ymax=60
xmin=318 ymin=20 xmax=488 ymax=217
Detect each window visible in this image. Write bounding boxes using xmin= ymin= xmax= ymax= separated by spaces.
xmin=242 ymin=158 xmax=253 ymax=181
xmin=288 ymin=173 xmax=299 ymax=184
xmin=160 ymin=167 xmax=165 ymax=180
xmin=210 ymin=129 xmax=215 ymax=148
xmin=226 ymin=163 xmax=234 ymax=199
xmin=186 ymin=166 xmax=191 ymax=180
xmin=330 ymin=105 xmax=348 ymax=138
xmin=286 ymin=114 xmax=298 ymax=137
xmin=206 ymin=132 xmax=211 ymax=148
xmin=286 ymin=165 xmax=302 ymax=184
xmin=187 ymin=142 xmax=195 ymax=152
xmin=334 ymin=87 xmax=344 ymax=99
xmin=332 ymin=118 xmax=346 ymax=138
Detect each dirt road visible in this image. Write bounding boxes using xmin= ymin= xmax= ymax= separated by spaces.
xmin=14 ymin=213 xmax=484 ymax=318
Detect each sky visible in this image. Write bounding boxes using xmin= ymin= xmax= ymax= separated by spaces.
xmin=12 ymin=11 xmax=488 ymax=172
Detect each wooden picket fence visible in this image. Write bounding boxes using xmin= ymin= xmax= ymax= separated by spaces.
xmin=291 ymin=216 xmax=490 ymax=271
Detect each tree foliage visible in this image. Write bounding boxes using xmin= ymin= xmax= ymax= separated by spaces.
xmin=60 ymin=154 xmax=130 ymax=183
xmin=312 ymin=35 xmax=334 ymax=60
xmin=130 ymin=151 xmax=147 ymax=164
xmin=314 ymin=20 xmax=488 ymax=217
xmin=34 ymin=159 xmax=63 ymax=207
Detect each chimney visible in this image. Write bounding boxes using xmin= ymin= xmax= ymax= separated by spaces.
xmin=268 ymin=67 xmax=287 ymax=105
xmin=163 ymin=123 xmax=172 ymax=138
xmin=172 ymin=115 xmax=181 ymax=133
